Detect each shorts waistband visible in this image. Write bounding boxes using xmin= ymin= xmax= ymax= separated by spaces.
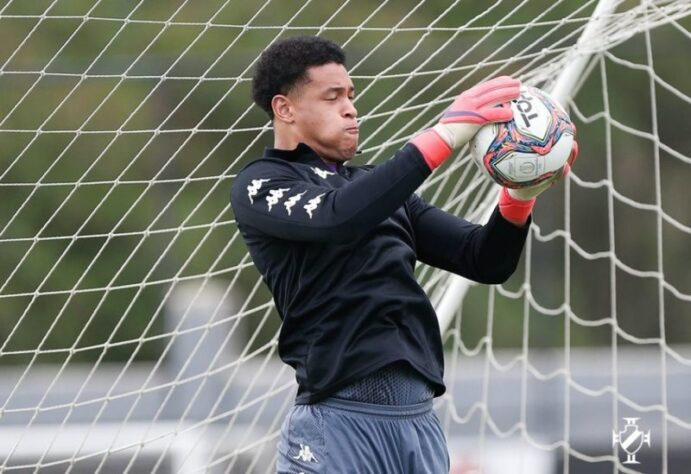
xmin=320 ymin=396 xmax=433 ymax=417
xmin=331 ymin=361 xmax=435 ymax=405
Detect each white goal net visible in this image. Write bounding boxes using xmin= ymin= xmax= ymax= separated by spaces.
xmin=0 ymin=0 xmax=689 ymax=473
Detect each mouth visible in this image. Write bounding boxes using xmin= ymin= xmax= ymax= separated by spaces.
xmin=345 ymin=126 xmax=359 ymax=134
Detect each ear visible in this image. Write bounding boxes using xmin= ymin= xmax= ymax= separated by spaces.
xmin=271 ymin=94 xmax=294 ymax=124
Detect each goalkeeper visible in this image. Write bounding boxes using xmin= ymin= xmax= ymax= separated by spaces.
xmin=230 ymin=36 xmax=576 ymax=473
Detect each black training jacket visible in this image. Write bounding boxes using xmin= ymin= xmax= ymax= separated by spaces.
xmin=230 ymin=142 xmax=529 ymax=404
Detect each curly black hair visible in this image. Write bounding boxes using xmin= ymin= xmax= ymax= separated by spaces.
xmin=252 ymin=36 xmax=346 ymax=119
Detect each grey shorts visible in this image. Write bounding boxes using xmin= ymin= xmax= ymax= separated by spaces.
xmin=276 ymin=397 xmax=450 ymax=474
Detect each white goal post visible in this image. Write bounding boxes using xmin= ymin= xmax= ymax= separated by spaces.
xmin=0 ymin=1 xmax=689 ymax=473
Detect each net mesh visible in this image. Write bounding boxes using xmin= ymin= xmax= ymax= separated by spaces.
xmin=0 ymin=0 xmax=689 ymax=472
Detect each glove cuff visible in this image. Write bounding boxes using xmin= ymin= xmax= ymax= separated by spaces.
xmin=410 ymin=129 xmax=452 ymax=170
xmin=498 ymin=187 xmax=535 ymax=226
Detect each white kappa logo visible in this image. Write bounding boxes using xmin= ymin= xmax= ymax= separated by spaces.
xmin=293 ymin=443 xmax=318 ymax=463
xmin=311 ymin=166 xmax=335 ymax=179
xmin=266 ymin=187 xmax=290 ymax=211
xmin=303 ymin=193 xmax=325 ymax=219
xmin=612 ymin=417 xmax=651 ymax=465
xmin=246 ymin=178 xmax=270 ymax=204
xmin=284 ymin=191 xmax=307 ymax=215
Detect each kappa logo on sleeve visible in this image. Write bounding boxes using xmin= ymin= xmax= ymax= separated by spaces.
xmin=303 ymin=193 xmax=325 ymax=219
xmin=247 ymin=178 xmax=271 ymax=204
xmin=284 ymin=191 xmax=307 ymax=216
xmin=310 ymin=167 xmax=335 ymax=179
xmin=266 ymin=188 xmax=291 ymax=211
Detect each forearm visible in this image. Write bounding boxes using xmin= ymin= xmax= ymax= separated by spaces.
xmin=414 ymin=204 xmax=529 ymax=284
xmin=468 ymin=208 xmax=530 ymax=283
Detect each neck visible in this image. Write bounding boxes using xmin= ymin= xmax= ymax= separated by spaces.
xmin=273 ymin=125 xmax=339 ymax=167
xmin=273 ymin=129 xmax=300 ymax=152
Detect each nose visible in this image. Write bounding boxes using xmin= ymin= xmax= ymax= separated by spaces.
xmin=343 ymin=98 xmax=357 ymax=119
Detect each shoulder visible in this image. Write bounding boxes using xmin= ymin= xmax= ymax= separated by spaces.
xmin=232 ymin=158 xmax=301 ymax=194
xmin=235 ymin=157 xmax=301 ymax=181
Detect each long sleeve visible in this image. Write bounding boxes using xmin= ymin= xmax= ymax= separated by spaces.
xmin=231 ymin=143 xmax=431 ymax=243
xmin=407 ymin=193 xmax=530 ymax=284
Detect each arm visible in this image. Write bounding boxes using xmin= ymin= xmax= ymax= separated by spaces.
xmin=231 ymin=144 xmax=431 ymax=243
xmin=231 ymin=76 xmax=521 ymax=243
xmin=408 ymin=193 xmax=529 ymax=284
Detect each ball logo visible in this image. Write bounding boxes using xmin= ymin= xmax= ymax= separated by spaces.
xmin=500 ymin=154 xmax=544 ymax=179
xmin=511 ymin=90 xmax=551 ymax=141
xmin=515 ymin=92 xmax=539 ymax=128
xmin=518 ymin=160 xmax=537 ymax=177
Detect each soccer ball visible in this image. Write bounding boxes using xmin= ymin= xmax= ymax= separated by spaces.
xmin=469 ymin=86 xmax=576 ymax=189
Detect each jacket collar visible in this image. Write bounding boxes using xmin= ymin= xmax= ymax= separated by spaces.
xmin=263 ymin=143 xmax=344 ymax=172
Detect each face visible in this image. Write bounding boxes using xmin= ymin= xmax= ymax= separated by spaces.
xmin=275 ymin=62 xmax=358 ymax=163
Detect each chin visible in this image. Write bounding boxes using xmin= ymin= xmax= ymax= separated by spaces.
xmin=340 ymin=150 xmax=357 ymax=161
xmin=327 ymin=145 xmax=357 ymax=162
xmin=342 ymin=142 xmax=359 ymax=160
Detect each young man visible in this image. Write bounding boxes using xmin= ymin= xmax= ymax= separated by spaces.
xmin=230 ymin=36 xmax=576 ymax=473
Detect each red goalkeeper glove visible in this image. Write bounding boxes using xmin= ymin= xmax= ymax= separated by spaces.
xmin=411 ymin=76 xmax=521 ymax=170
